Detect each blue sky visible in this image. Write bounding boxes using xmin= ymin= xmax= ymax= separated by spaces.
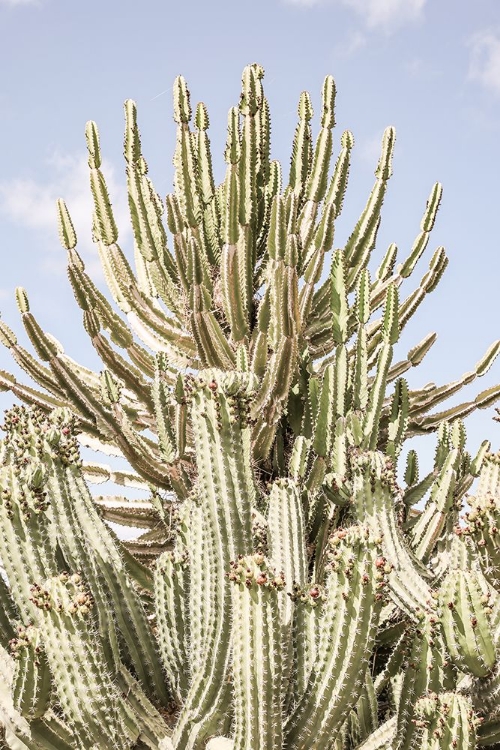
xmin=0 ymin=0 xmax=499 ymax=470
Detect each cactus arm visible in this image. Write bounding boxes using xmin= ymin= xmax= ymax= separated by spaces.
xmin=349 ymin=671 xmax=378 ymax=746
xmin=362 ymin=285 xmax=398 ymax=450
xmin=83 ymin=461 xmax=148 ymax=489
xmin=0 ymin=371 xmax=67 ymax=415
xmin=312 ymin=363 xmax=335 ymax=458
xmin=154 ymin=550 xmax=189 ymax=704
xmin=114 ymin=666 xmax=174 ymax=749
xmin=3 ymin=406 xmax=168 ymax=698
xmin=250 ymin=247 xmax=299 ymax=457
xmin=122 ymin=102 xmax=181 ymax=313
xmin=220 ymin=229 xmax=252 ymax=343
xmin=344 ymin=127 xmax=395 ymax=285
xmin=440 ymin=567 xmax=496 ymax=677
xmin=477 ymin=717 xmax=500 ymax=746
xmin=384 ymin=377 xmax=409 ymax=460
xmin=83 ymin=311 xmax=154 ymax=410
xmin=229 ymin=554 xmax=284 ymax=750
xmin=289 ymin=584 xmax=325 ymax=706
xmin=324 ymin=129 xmax=353 ymax=218
xmin=0 ymin=431 xmax=60 ymax=624
xmin=266 ymin=478 xmax=308 ymax=703
xmin=330 ymin=249 xmax=349 ymax=346
xmin=172 ymin=372 xmax=256 ymax=748
xmin=220 ymin=95 xmax=261 ymax=342
xmin=391 ymin=617 xmax=452 ymax=750
xmin=250 ymin=334 xmax=298 ymax=460
xmin=172 ymin=76 xmax=199 ymax=226
xmin=195 ymin=103 xmax=221 ymax=267
xmin=10 ymin=311 xmax=177 ymax=489
xmin=294 ymin=79 xmax=335 ymax=255
xmin=151 ymin=355 xmax=177 ymax=464
xmin=86 ymin=127 xmax=118 ymax=247
xmin=352 ymin=325 xmax=369 ymax=413
xmin=373 ymin=629 xmax=409 ymax=696
xmin=413 ymin=692 xmax=477 ymax=750
xmin=0 ymin=322 xmax=64 ymax=398
xmin=56 ymin=466 xmax=170 ymax=701
xmin=30 ymin=574 xmax=142 ymax=749
xmin=303 ymin=76 xmax=335 ymax=207
xmin=355 ymin=716 xmax=396 ymax=750
xmin=409 ymin=448 xmax=459 ymax=561
xmin=0 ymin=574 xmax=17 ymax=648
xmin=385 ymin=332 xmax=437 ymax=386
xmin=299 ymin=202 xmax=335 ymax=324
xmin=288 ymin=91 xmax=313 ymax=205
xmin=190 ymin=301 xmax=236 ymax=370
xmin=0 ymin=644 xmax=78 ymax=750
xmin=267 ymin=478 xmax=308 ymax=607
xmin=284 ymin=525 xmax=386 ymax=749
xmin=121 ymin=528 xmax=172 ymax=565
xmin=96 ymin=240 xmax=195 ymax=365
xmin=238 ymin=65 xmax=261 ymax=257
xmin=351 ymin=452 xmax=433 ymax=619
xmin=10 ymin=625 xmax=52 ymax=721
xmin=65 ymin=247 xmax=159 ymax=376
xmin=398 ymin=182 xmax=442 ymax=279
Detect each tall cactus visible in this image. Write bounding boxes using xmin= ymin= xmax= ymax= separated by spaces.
xmin=1 ymin=64 xmax=500 ymax=749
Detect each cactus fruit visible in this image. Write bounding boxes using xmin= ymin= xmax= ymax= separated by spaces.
xmin=1 ymin=64 xmax=500 ymax=748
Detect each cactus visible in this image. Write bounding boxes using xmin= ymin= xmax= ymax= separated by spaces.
xmin=1 ymin=64 xmax=500 ymax=748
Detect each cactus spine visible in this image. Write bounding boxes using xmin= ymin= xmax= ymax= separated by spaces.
xmin=1 ymin=64 xmax=500 ymax=749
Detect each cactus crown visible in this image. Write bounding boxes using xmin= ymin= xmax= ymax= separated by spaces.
xmin=1 ymin=64 xmax=500 ymax=749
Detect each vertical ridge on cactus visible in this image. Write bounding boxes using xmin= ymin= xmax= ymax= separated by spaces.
xmin=1 ymin=63 xmax=500 ymax=748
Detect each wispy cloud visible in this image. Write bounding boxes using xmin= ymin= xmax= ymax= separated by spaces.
xmin=334 ymin=30 xmax=367 ymax=57
xmin=468 ymin=30 xmax=500 ymax=96
xmin=284 ymin=0 xmax=426 ymax=32
xmin=285 ymin=0 xmax=427 ymax=33
xmin=0 ymin=0 xmax=41 ymax=6
xmin=342 ymin=0 xmax=425 ymax=31
xmin=0 ymin=152 xmax=130 ymax=277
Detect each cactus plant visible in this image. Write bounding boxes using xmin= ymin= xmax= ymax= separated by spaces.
xmin=1 ymin=63 xmax=500 ymax=748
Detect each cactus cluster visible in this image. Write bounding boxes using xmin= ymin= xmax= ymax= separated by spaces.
xmin=1 ymin=64 xmax=500 ymax=748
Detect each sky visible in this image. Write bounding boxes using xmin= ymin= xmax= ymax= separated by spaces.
xmin=0 ymin=0 xmax=499 ymax=478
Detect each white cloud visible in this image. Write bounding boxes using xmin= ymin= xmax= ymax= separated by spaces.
xmin=334 ymin=30 xmax=366 ymax=57
xmin=340 ymin=0 xmax=425 ymax=31
xmin=0 ymin=0 xmax=41 ymax=5
xmin=284 ymin=0 xmax=426 ymax=32
xmin=468 ymin=30 xmax=500 ymax=96
xmin=0 ymin=152 xmax=131 ymax=277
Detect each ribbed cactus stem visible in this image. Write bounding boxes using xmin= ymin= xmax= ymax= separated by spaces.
xmin=284 ymin=525 xmax=387 ymax=749
xmin=229 ymin=554 xmax=284 ymax=749
xmin=289 ymin=582 xmax=325 ymax=704
xmin=440 ymin=566 xmax=496 ymax=677
xmin=154 ymin=548 xmax=189 ymax=702
xmin=414 ymin=692 xmax=477 ymax=749
xmin=10 ymin=624 xmax=52 ymax=720
xmin=30 ymin=573 xmax=141 ymax=749
xmin=351 ymin=451 xmax=433 ymax=619
xmin=172 ymin=371 xmax=256 ymax=748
